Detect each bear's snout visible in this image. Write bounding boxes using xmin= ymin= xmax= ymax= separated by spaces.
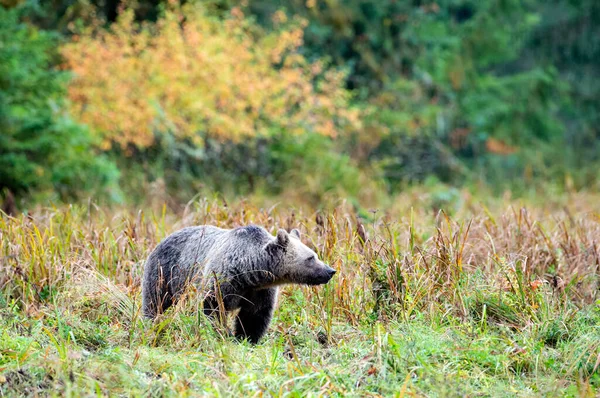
xmin=302 ymin=262 xmax=337 ymax=285
xmin=319 ymin=264 xmax=337 ymax=284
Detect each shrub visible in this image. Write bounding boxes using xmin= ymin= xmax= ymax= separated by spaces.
xmin=0 ymin=6 xmax=119 ymax=203
xmin=60 ymin=3 xmax=368 ymax=202
xmin=61 ymin=4 xmax=361 ymax=150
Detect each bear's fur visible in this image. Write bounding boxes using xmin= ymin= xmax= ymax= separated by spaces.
xmin=142 ymin=225 xmax=336 ymax=343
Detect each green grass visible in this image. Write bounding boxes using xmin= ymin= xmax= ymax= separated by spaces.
xmin=1 ymin=197 xmax=599 ymax=396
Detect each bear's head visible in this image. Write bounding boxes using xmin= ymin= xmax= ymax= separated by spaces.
xmin=265 ymin=228 xmax=336 ymax=286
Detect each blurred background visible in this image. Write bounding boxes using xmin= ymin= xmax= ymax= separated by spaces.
xmin=1 ymin=0 xmax=599 ymax=212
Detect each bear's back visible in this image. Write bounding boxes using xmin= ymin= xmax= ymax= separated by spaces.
xmin=230 ymin=225 xmax=273 ymax=245
xmin=177 ymin=225 xmax=273 ymax=272
xmin=177 ymin=225 xmax=229 ymax=268
xmin=192 ymin=225 xmax=271 ymax=276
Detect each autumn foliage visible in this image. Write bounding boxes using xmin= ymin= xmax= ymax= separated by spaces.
xmin=61 ymin=4 xmax=361 ymax=150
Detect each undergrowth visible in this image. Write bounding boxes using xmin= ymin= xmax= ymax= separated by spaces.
xmin=0 ymin=197 xmax=599 ymax=396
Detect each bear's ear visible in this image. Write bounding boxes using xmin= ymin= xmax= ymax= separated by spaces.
xmin=276 ymin=228 xmax=290 ymax=247
xmin=265 ymin=229 xmax=290 ymax=253
xmin=290 ymin=228 xmax=301 ymax=239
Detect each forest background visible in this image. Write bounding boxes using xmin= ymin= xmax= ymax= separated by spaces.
xmin=1 ymin=0 xmax=599 ymax=211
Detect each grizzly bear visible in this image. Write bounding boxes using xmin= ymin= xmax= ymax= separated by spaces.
xmin=142 ymin=225 xmax=336 ymax=343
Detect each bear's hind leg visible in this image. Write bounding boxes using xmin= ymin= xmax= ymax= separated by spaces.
xmin=234 ymin=288 xmax=277 ymax=344
xmin=142 ymin=258 xmax=173 ymax=318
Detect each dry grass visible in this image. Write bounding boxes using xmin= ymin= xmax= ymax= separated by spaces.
xmin=1 ymin=195 xmax=599 ymax=396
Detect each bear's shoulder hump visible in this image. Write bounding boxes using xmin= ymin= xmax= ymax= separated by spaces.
xmin=232 ymin=225 xmax=270 ymax=243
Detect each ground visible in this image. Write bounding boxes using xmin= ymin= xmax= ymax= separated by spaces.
xmin=1 ymin=193 xmax=599 ymax=396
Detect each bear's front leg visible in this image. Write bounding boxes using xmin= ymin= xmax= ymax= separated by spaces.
xmin=203 ymin=281 xmax=239 ymax=336
xmin=234 ymin=288 xmax=278 ymax=344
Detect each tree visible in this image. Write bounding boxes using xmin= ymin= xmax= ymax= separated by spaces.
xmin=0 ymin=6 xmax=119 ymax=203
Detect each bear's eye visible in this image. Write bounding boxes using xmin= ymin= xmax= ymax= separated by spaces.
xmin=306 ymin=255 xmax=315 ymax=263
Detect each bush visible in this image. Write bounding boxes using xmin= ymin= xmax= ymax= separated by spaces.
xmin=0 ymin=6 xmax=119 ymax=203
xmin=59 ymin=3 xmax=371 ymax=203
xmin=114 ymin=131 xmax=382 ymax=207
xmin=247 ymin=0 xmax=588 ymax=192
xmin=61 ymin=4 xmax=361 ymax=150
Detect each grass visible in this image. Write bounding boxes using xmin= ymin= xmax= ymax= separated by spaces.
xmin=0 ymin=195 xmax=599 ymax=397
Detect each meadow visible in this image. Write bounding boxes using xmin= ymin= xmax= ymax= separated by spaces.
xmin=1 ymin=193 xmax=599 ymax=397
xmin=2 ymin=1 xmax=599 ymax=396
